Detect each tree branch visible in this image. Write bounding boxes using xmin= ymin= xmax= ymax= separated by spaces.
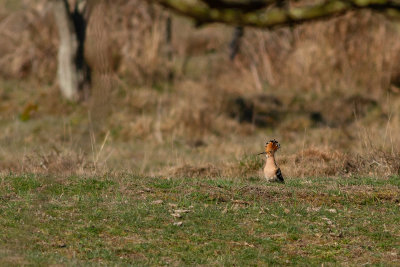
xmin=154 ymin=0 xmax=400 ymax=28
xmin=200 ymin=0 xmax=272 ymax=11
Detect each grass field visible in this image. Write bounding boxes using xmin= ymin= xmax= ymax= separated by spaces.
xmin=1 ymin=173 xmax=399 ymax=265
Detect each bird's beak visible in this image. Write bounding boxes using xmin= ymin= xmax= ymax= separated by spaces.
xmin=257 ymin=152 xmax=266 ymax=155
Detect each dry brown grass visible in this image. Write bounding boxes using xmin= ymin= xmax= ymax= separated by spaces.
xmin=0 ymin=1 xmax=58 ymax=80
xmin=1 ymin=1 xmax=400 ymax=179
xmin=242 ymin=11 xmax=400 ymax=95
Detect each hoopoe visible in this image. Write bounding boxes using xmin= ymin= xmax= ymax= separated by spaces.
xmin=258 ymin=139 xmax=284 ymax=183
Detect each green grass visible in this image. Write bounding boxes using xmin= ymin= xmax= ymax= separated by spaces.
xmin=0 ymin=174 xmax=399 ymax=265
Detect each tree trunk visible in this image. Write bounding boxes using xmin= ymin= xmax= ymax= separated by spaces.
xmin=53 ymin=0 xmax=90 ymax=101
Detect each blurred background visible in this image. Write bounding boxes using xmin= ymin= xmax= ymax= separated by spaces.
xmin=1 ymin=0 xmax=400 ymax=178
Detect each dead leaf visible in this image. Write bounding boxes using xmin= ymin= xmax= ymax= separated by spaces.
xmin=174 ymin=209 xmax=190 ymax=213
xmin=284 ymin=208 xmax=290 ymax=214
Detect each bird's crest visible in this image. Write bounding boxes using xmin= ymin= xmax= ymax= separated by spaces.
xmin=265 ymin=139 xmax=280 ymax=153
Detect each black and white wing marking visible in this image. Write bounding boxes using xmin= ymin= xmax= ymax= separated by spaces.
xmin=275 ymin=168 xmax=284 ymax=183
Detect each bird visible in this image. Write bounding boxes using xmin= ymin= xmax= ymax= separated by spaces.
xmin=257 ymin=139 xmax=284 ymax=183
